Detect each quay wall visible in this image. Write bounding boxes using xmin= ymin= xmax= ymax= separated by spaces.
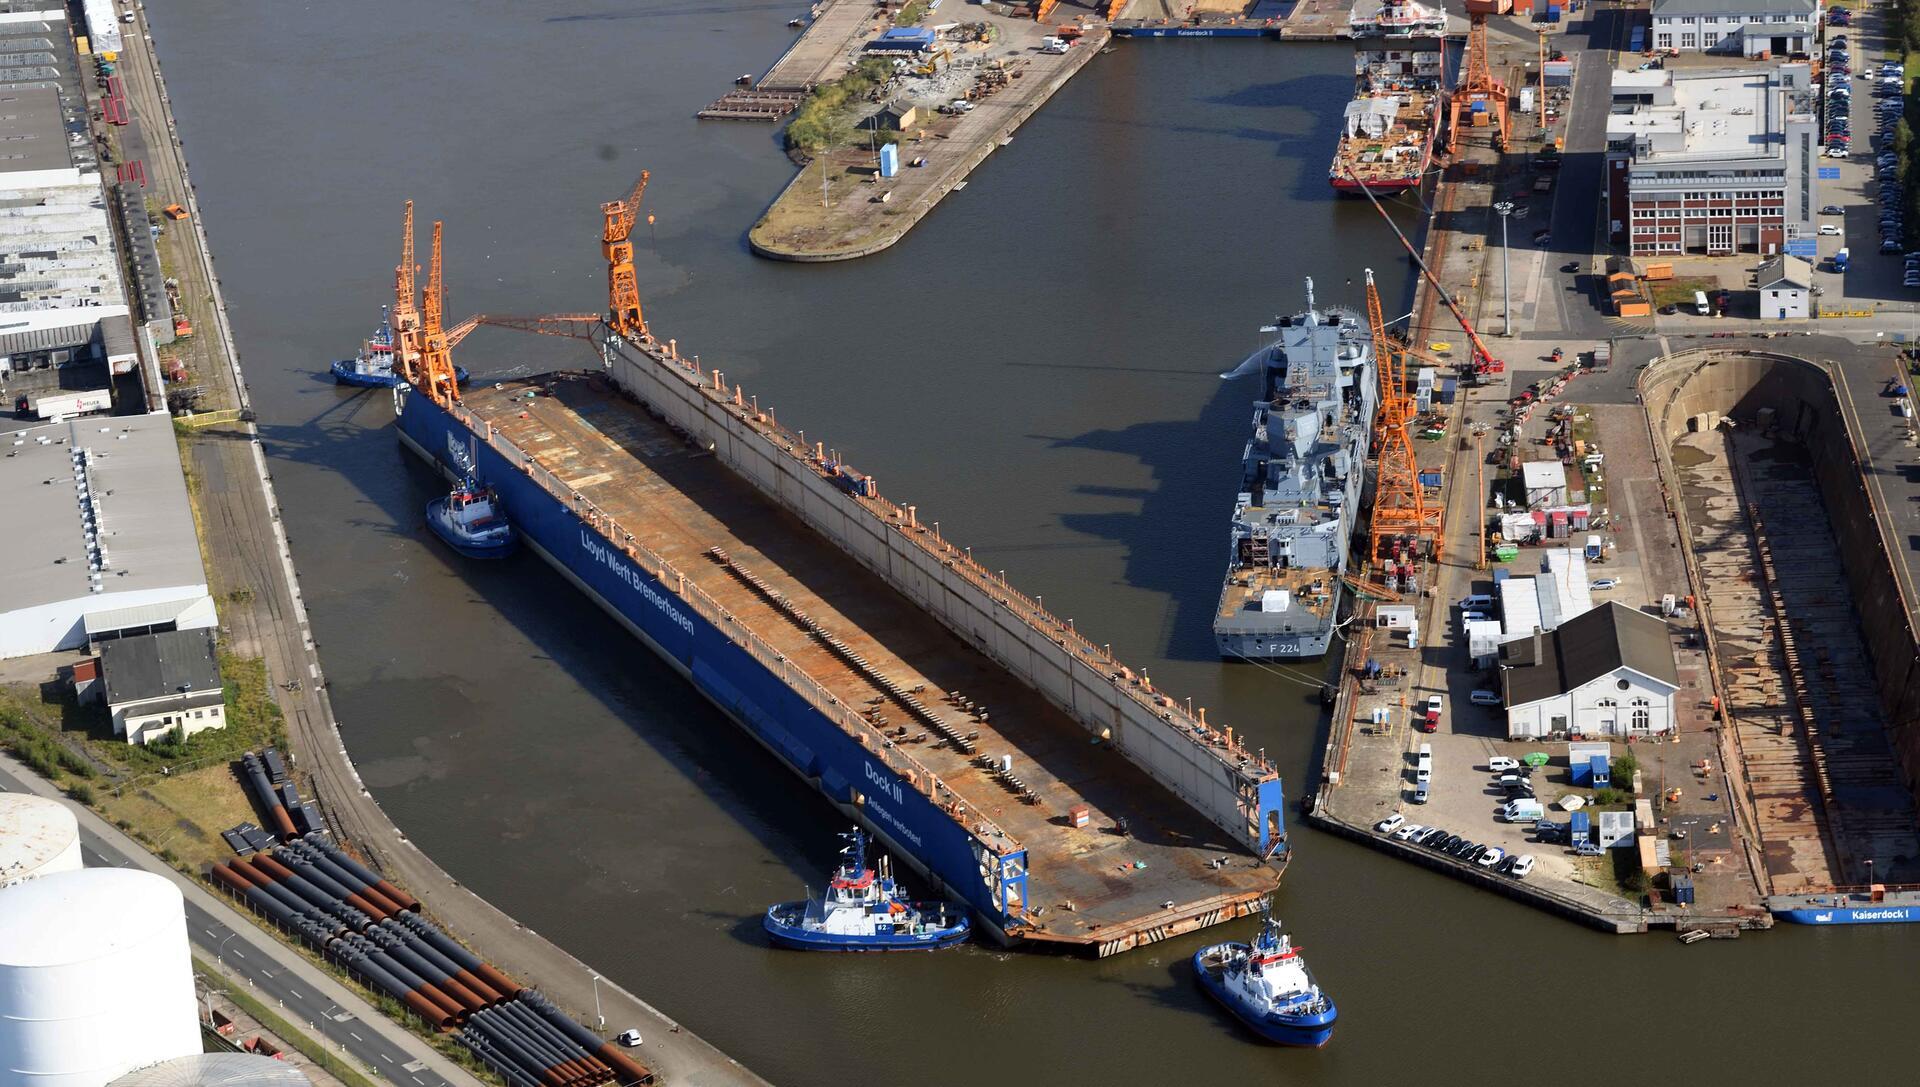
xmin=1639 ymin=349 xmax=1920 ymax=808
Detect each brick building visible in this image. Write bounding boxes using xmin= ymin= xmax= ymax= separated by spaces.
xmin=1606 ymin=65 xmax=1817 ymax=256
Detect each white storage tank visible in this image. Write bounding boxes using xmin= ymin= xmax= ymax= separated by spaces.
xmin=0 ymin=868 xmax=201 ymax=1087
xmin=108 ymin=1054 xmax=312 ymax=1087
xmin=0 ymin=793 xmax=84 ymax=885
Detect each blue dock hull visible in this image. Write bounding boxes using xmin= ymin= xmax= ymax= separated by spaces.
xmin=1773 ymin=905 xmax=1920 ymax=925
xmin=1116 ymin=26 xmax=1275 ymax=37
xmin=1193 ymin=951 xmax=1337 ymax=1047
xmin=395 ymin=389 xmax=1017 ymax=938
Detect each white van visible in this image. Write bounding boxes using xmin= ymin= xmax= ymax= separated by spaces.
xmin=1416 ymin=744 xmax=1434 ymax=783
xmin=1693 ymin=289 xmax=1711 ymax=316
xmin=1501 ymin=798 xmax=1545 ymax=823
xmin=1469 ymin=689 xmax=1502 ymax=706
xmin=1457 ymin=594 xmax=1494 ymax=610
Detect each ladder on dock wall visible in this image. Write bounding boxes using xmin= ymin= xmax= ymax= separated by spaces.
xmin=706 ymin=548 xmax=979 ymax=755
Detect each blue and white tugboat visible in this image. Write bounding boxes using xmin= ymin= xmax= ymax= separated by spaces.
xmin=763 ymin=828 xmax=970 ymax=951
xmin=331 ymin=306 xmax=468 ymax=388
xmin=426 ymin=475 xmax=516 ymax=559
xmin=1194 ymin=906 xmax=1337 ymax=1046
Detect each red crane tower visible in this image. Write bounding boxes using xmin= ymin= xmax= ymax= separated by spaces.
xmin=1447 ymin=0 xmax=1511 ymax=154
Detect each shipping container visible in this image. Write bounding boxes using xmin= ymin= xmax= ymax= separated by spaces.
xmin=1568 ymin=810 xmax=1591 ymax=840
xmin=1438 ymin=377 xmax=1458 ymax=404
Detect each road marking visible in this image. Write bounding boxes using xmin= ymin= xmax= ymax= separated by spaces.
xmin=231 ymin=948 xmax=246 ymax=959
xmin=350 ymin=1032 xmax=363 ymax=1042
xmin=287 ymin=987 xmax=301 ymax=999
xmin=205 ymin=928 xmax=219 ymax=939
xmin=381 ymin=1054 xmax=392 ymax=1064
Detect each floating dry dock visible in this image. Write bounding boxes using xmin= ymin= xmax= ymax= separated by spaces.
xmin=395 ymin=332 xmax=1287 ymax=956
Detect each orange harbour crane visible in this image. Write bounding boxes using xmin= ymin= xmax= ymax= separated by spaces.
xmin=413 ymin=221 xmax=464 ymax=403
xmin=602 ymin=172 xmax=651 ymax=340
xmin=1364 ymin=269 xmax=1442 ymax=562
xmin=1447 ymin=1 xmax=1510 ymax=154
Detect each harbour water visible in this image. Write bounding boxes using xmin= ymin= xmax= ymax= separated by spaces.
xmin=151 ymin=1 xmax=1919 ymax=1081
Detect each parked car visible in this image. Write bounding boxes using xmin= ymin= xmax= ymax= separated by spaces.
xmin=1487 ymin=756 xmax=1521 ymax=773
xmin=1376 ymin=814 xmax=1405 ymax=834
xmin=1494 ymin=854 xmax=1520 ymax=874
xmin=1510 ymin=855 xmax=1537 ymax=879
xmin=1470 ymin=689 xmax=1502 ymax=708
xmin=1414 ymin=780 xmax=1431 ymax=803
xmin=1478 ymin=847 xmax=1507 ymax=868
xmin=1819 ymin=223 xmax=1844 ymax=235
xmin=1394 ymin=823 xmax=1427 ymax=841
xmin=1591 ymin=577 xmax=1617 ymax=590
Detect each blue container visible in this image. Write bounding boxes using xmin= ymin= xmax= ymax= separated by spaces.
xmin=1471 ymin=100 xmax=1488 ymax=113
xmin=1418 ymin=471 xmax=1443 ymax=487
xmin=1569 ymin=810 xmax=1591 ymax=842
xmin=1571 ymin=758 xmax=1593 ymax=786
xmin=1438 ymin=378 xmax=1457 ymax=404
xmin=1590 ymin=754 xmax=1611 ymax=787
xmin=1546 ymin=4 xmax=1562 ymax=21
xmin=879 ymin=143 xmax=900 ymax=178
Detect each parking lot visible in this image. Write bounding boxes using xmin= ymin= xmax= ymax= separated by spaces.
xmin=1321 ymin=366 xmax=1760 ymax=922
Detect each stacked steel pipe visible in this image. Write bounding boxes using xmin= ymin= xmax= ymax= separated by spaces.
xmin=208 ymin=842 xmax=651 ymax=1084
xmin=240 ymin=752 xmax=298 ymax=838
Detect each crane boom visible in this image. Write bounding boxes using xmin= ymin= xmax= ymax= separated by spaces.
xmin=476 ymin=313 xmax=602 ymax=340
xmin=1339 ymin=158 xmax=1501 ymax=375
xmin=393 ymin=200 xmax=419 ymax=336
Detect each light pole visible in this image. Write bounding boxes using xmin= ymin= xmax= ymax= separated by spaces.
xmin=591 ymin=974 xmax=605 ymax=1031
xmin=1493 ymin=202 xmax=1515 ymax=336
xmin=217 ymin=932 xmax=236 ymax=967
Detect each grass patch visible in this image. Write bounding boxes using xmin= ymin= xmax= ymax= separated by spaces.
xmin=896 ymin=0 xmax=929 ymax=23
xmin=96 ymin=763 xmax=259 ymax=872
xmin=195 ymin=961 xmax=386 ymax=1087
xmin=1647 ymin=275 xmax=1717 ymax=310
xmin=784 ymin=57 xmax=895 ymax=153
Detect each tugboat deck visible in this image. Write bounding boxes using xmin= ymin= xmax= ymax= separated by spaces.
xmin=464 ymin=375 xmax=1281 ymax=952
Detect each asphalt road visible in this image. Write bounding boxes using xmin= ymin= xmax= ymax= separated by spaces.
xmin=1541 ymin=2 xmax=1632 ymax=340
xmin=0 ymin=757 xmax=464 ymax=1087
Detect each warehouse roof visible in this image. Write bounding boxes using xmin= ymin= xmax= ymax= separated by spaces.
xmin=0 ymin=413 xmax=208 ymax=617
xmin=1521 ymin=460 xmax=1566 ymax=490
xmin=100 ymin=628 xmax=221 ymax=706
xmin=1501 ymin=602 xmax=1680 ymax=708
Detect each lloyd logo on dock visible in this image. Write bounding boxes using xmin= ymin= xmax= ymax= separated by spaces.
xmin=579 ymin=529 xmax=696 ymax=637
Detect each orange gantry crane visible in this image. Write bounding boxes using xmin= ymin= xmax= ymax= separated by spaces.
xmin=1363 ymin=269 xmax=1442 ymax=564
xmin=602 ymin=172 xmax=651 ymax=340
xmin=398 ymin=219 xmax=464 ymax=403
xmin=391 ymin=174 xmax=657 ymax=391
xmin=1447 ymin=1 xmax=1510 ymax=154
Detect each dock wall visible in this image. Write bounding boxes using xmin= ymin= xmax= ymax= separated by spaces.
xmin=601 ymin=335 xmax=1287 ymax=855
xmin=1640 ymin=350 xmax=1920 ymax=809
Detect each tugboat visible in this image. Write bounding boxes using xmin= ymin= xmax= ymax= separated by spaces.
xmin=1193 ymin=906 xmax=1337 ymax=1046
xmin=331 ymin=306 xmax=469 ymax=388
xmin=763 ymin=828 xmax=970 ymax=951
xmin=426 ymin=475 xmax=516 ymax=559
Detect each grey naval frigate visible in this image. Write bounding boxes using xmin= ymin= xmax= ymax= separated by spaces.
xmin=1213 ymin=281 xmax=1377 ymax=659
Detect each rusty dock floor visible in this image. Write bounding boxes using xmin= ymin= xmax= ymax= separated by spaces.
xmin=465 ymin=375 xmax=1279 ymax=952
xmin=1677 ymin=431 xmax=1920 ymax=891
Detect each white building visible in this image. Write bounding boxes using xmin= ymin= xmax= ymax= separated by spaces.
xmin=98 ymin=630 xmax=226 ymax=746
xmin=1649 ymin=0 xmax=1818 ymax=55
xmin=1499 ymin=576 xmax=1542 ymax=640
xmin=1521 ymin=460 xmax=1568 ymax=508
xmin=1465 ymin=619 xmax=1505 ymax=667
xmin=1499 ymin=602 xmax=1681 ymax=740
xmin=1755 ymin=253 xmax=1812 ymax=318
xmin=1540 ymin=547 xmax=1595 ymax=627
xmin=0 ymin=414 xmax=216 ymax=659
xmin=1606 ymin=65 xmax=1818 ymax=255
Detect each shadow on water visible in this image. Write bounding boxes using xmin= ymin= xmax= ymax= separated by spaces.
xmin=249 ymin=404 xmax=857 ymax=886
